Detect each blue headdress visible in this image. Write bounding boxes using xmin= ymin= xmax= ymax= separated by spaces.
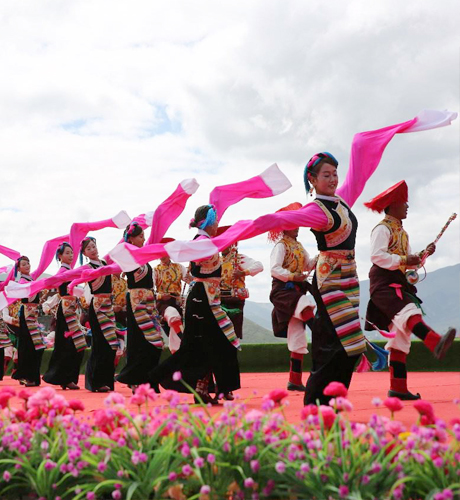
xmin=124 ymin=221 xmax=141 ymax=242
xmin=189 ymin=205 xmax=217 ymax=230
xmin=79 ymin=237 xmax=96 ymax=265
xmin=303 ymin=151 xmax=338 ymax=193
xmin=55 ymin=242 xmax=72 ymax=261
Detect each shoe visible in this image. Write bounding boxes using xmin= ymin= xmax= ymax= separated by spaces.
xmin=94 ymin=386 xmax=110 ymax=393
xmin=24 ymin=381 xmax=39 ymax=387
xmin=129 ymin=384 xmax=139 ymax=395
xmin=223 ymin=392 xmax=234 ymax=401
xmin=287 ymin=381 xmax=307 ymax=392
xmin=388 ymin=389 xmax=421 ymax=400
xmin=434 ymin=327 xmax=456 ymax=360
xmin=194 ymin=393 xmax=219 ymax=406
xmin=61 ymin=383 xmax=80 ymax=390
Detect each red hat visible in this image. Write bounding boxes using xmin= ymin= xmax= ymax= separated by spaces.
xmin=364 ymin=181 xmax=408 ymax=213
xmin=160 ymin=237 xmax=175 ymax=244
xmin=268 ymin=202 xmax=303 ymax=243
xmin=216 ymin=225 xmax=231 ymax=236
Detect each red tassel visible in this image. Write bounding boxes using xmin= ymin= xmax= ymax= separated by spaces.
xmin=355 ymin=354 xmax=372 ymax=373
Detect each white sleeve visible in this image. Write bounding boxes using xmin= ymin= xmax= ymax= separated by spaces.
xmin=270 ymin=243 xmax=292 ymax=282
xmin=370 ymin=225 xmax=403 ymax=270
xmin=239 ymin=254 xmax=264 ymax=277
xmin=2 ymin=307 xmax=17 ymax=326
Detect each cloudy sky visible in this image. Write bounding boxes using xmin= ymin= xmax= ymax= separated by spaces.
xmin=0 ymin=0 xmax=458 ymax=302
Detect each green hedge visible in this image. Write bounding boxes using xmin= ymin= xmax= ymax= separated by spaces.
xmin=5 ymin=340 xmax=457 ymax=376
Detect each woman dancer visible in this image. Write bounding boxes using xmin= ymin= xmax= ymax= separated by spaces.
xmin=149 ymin=205 xmax=241 ymax=404
xmin=116 ymin=223 xmax=163 ymax=391
xmin=11 ymin=257 xmax=46 ymax=387
xmin=80 ymin=237 xmax=119 ymax=392
xmin=43 ymin=243 xmax=86 ymax=390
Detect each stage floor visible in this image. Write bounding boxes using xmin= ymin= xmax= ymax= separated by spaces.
xmin=1 ymin=372 xmax=459 ymax=426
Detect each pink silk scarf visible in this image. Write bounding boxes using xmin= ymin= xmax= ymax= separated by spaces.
xmin=109 ymin=109 xmax=457 ymax=269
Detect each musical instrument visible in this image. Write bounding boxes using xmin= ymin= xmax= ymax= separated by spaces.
xmin=405 ymin=213 xmax=457 ymax=284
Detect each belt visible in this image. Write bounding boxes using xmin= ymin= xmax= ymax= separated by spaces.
xmin=320 ymin=249 xmax=355 ymax=261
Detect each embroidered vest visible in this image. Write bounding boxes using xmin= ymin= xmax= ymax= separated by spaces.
xmin=190 ymin=234 xmax=222 ymax=279
xmin=88 ymin=261 xmax=112 ymax=294
xmin=154 ymin=262 xmax=182 ymax=297
xmin=127 ymin=264 xmax=153 ymax=290
xmin=280 ymin=236 xmax=306 ymax=274
xmin=375 ymin=216 xmax=409 ymax=257
xmin=221 ymin=247 xmax=246 ymax=292
xmin=310 ymin=197 xmax=357 ymax=251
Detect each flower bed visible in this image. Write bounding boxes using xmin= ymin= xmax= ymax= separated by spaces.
xmin=0 ymin=380 xmax=459 ymax=500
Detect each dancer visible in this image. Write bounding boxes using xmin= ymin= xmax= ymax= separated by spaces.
xmin=116 ymin=223 xmax=164 ymax=390
xmin=80 ymin=237 xmax=119 ymax=392
xmin=218 ymin=226 xmax=263 ymax=339
xmin=268 ymin=204 xmax=316 ymax=392
xmin=43 ymin=243 xmax=86 ymax=390
xmin=154 ymin=239 xmax=189 ymax=353
xmin=11 ymin=257 xmax=46 ymax=387
xmin=364 ymin=181 xmax=456 ymax=400
xmin=149 ymin=205 xmax=241 ymax=404
xmin=0 ymin=313 xmax=13 ymax=380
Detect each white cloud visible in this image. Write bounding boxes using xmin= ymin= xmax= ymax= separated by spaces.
xmin=0 ymin=0 xmax=458 ymax=302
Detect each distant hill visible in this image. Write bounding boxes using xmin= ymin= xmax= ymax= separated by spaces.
xmin=243 ymin=264 xmax=460 ymax=343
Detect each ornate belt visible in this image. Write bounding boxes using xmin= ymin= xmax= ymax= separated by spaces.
xmin=320 ymin=249 xmax=355 ymax=261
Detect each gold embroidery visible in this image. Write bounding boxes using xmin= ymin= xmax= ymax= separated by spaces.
xmin=280 ymin=236 xmax=306 ymax=274
xmin=154 ymin=262 xmax=183 ymax=297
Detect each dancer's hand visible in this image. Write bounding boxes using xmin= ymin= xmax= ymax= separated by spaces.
xmin=292 ymin=273 xmax=307 ymax=282
xmin=232 ymin=269 xmax=246 ymax=279
xmin=425 ymin=242 xmax=436 ymax=256
xmin=407 ymin=254 xmax=421 ymax=266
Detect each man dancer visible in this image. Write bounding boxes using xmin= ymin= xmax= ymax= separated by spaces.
xmin=269 ymin=203 xmax=316 ymax=392
xmin=365 ymin=180 xmax=456 ymax=400
xmin=154 ymin=239 xmax=190 ymax=353
xmin=218 ymin=226 xmax=263 ymax=339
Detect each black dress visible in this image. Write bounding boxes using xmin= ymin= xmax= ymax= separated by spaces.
xmin=84 ymin=261 xmax=116 ymax=391
xmin=43 ymin=266 xmax=85 ymax=387
xmin=304 ymin=197 xmax=363 ymax=405
xmin=116 ymin=264 xmax=162 ymax=386
xmin=149 ymin=240 xmax=240 ymax=395
xmin=11 ymin=277 xmax=44 ymax=385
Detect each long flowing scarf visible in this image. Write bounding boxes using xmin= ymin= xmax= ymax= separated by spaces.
xmin=61 ymin=296 xmax=87 ymax=352
xmin=22 ymin=303 xmax=46 ymax=351
xmin=109 ymin=110 xmax=457 ymax=270
xmin=129 ymin=289 xmax=163 ymax=348
xmin=92 ymin=295 xmax=119 ymax=350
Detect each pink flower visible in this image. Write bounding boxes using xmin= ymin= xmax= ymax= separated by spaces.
xmin=86 ymin=493 xmax=96 ymax=500
xmin=265 ymin=389 xmax=289 ymax=405
xmin=413 ymin=400 xmax=434 ymax=417
xmin=18 ymin=389 xmax=32 ymax=400
xmin=329 ymin=397 xmax=353 ymax=412
xmin=200 ymin=485 xmax=211 ymax=495
xmin=275 ymin=461 xmax=286 ymax=473
xmin=319 ymin=405 xmax=337 ymax=430
xmin=245 ymin=409 xmax=264 ymax=422
xmin=68 ymin=400 xmax=85 ymax=412
xmin=339 ymin=485 xmax=349 ymax=498
xmin=172 ymin=371 xmax=182 ymax=381
xmin=207 ymin=453 xmax=216 ymax=464
xmin=112 ymin=491 xmax=122 ymax=500
xmin=300 ymin=404 xmax=318 ymax=420
xmin=134 ymin=384 xmax=157 ymax=401
xmin=0 ymin=393 xmax=12 ymax=409
xmin=162 ymin=390 xmax=179 ymax=402
xmin=3 ymin=471 xmax=11 ymax=482
xmin=323 ymin=382 xmax=348 ymax=398
xmin=182 ymin=464 xmax=193 ymax=476
xmin=130 ymin=394 xmax=146 ymax=406
xmin=104 ymin=392 xmax=125 ymax=407
xmin=383 ymin=397 xmax=403 ymax=414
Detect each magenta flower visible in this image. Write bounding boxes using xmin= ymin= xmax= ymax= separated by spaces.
xmin=207 ymin=453 xmax=216 ymax=463
xmin=68 ymin=400 xmax=85 ymax=412
xmin=244 ymin=477 xmax=255 ymax=488
xmin=44 ymin=460 xmax=57 ymax=470
xmin=112 ymin=490 xmax=122 ymax=500
xmin=103 ymin=392 xmax=125 ymax=407
xmin=250 ymin=460 xmax=260 ymax=473
xmin=323 ymin=382 xmax=348 ymax=398
xmin=172 ymin=371 xmax=182 ymax=381
xmin=383 ymin=397 xmax=404 ymax=414
xmin=339 ymin=485 xmax=349 ymax=498
xmin=200 ymin=485 xmax=211 ymax=494
xmin=97 ymin=462 xmax=107 ymax=473
xmin=3 ymin=471 xmax=11 ymax=482
xmin=194 ymin=457 xmax=205 ymax=468
xmin=265 ymin=389 xmax=289 ymax=405
xmin=182 ymin=464 xmax=193 ymax=476
xmin=275 ymin=461 xmax=286 ymax=473
xmin=168 ymin=472 xmax=177 ymax=481
xmin=86 ymin=493 xmax=96 ymax=500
